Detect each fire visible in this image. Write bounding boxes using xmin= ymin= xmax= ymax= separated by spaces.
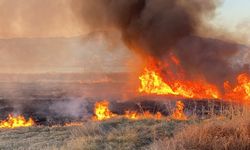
xmin=139 ymin=68 xmax=220 ymax=99
xmin=92 ymin=100 xmax=189 ymax=121
xmin=138 ymin=52 xmax=250 ymax=102
xmin=93 ymin=100 xmax=116 ymax=121
xmin=139 ymin=68 xmax=177 ymax=95
xmin=224 ymin=73 xmax=250 ymax=101
xmin=93 ymin=101 xmax=163 ymax=121
xmin=125 ymin=111 xmax=138 ymax=120
xmin=139 ymin=68 xmax=250 ymax=101
xmin=171 ymin=101 xmax=187 ymax=120
xmin=65 ymin=122 xmax=83 ymax=126
xmin=125 ymin=111 xmax=162 ymax=120
xmin=0 ymin=114 xmax=35 ymax=128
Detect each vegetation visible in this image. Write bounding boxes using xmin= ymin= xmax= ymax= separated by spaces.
xmin=149 ymin=112 xmax=250 ymax=150
xmin=0 ymin=107 xmax=249 ymax=150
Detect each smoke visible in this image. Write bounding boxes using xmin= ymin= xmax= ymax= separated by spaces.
xmin=73 ymin=0 xmax=249 ymax=89
xmin=175 ymin=36 xmax=249 ymax=87
xmin=49 ymin=98 xmax=88 ymax=118
xmin=74 ymin=0 xmax=218 ymax=58
xmin=0 ymin=0 xmax=85 ymax=38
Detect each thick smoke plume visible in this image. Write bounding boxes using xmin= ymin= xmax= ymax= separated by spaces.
xmin=74 ymin=0 xmax=218 ymax=58
xmin=73 ymin=0 xmax=249 ymax=89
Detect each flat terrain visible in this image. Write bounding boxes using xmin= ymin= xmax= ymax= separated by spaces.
xmin=0 ymin=113 xmax=249 ymax=150
xmin=0 ymin=74 xmax=249 ymax=150
xmin=0 ymin=119 xmax=191 ymax=150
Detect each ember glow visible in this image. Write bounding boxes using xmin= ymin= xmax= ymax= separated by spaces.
xmin=0 ymin=114 xmax=35 ymax=128
xmin=125 ymin=111 xmax=162 ymax=120
xmin=93 ymin=100 xmax=116 ymax=121
xmin=65 ymin=122 xmax=83 ymax=127
xmin=171 ymin=101 xmax=187 ymax=120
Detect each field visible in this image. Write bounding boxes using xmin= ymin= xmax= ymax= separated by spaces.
xmin=0 ymin=108 xmax=249 ymax=150
xmin=0 ymin=74 xmax=249 ymax=150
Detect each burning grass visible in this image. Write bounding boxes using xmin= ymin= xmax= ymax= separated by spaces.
xmin=139 ymin=58 xmax=250 ymax=102
xmin=0 ymin=98 xmax=249 ymax=150
xmin=92 ymin=100 xmax=187 ymax=121
xmin=0 ymin=105 xmax=249 ymax=150
xmin=0 ymin=114 xmax=35 ymax=128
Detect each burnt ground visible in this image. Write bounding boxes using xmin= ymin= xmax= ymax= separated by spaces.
xmin=0 ymin=73 xmax=243 ymax=126
xmin=0 ymin=96 xmax=239 ymax=126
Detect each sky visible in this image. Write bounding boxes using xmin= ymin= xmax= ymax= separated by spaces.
xmin=0 ymin=0 xmax=249 ymax=73
xmin=0 ymin=0 xmax=249 ymax=39
xmin=214 ymin=0 xmax=250 ymax=30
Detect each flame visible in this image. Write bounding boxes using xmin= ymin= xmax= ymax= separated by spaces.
xmin=93 ymin=101 xmax=163 ymax=121
xmin=138 ymin=52 xmax=250 ymax=102
xmin=139 ymin=68 xmax=177 ymax=95
xmin=125 ymin=110 xmax=162 ymax=120
xmin=139 ymin=68 xmax=220 ymax=99
xmin=93 ymin=100 xmax=116 ymax=121
xmin=92 ymin=100 xmax=189 ymax=121
xmin=171 ymin=101 xmax=187 ymax=120
xmin=125 ymin=111 xmax=138 ymax=120
xmin=139 ymin=68 xmax=250 ymax=102
xmin=0 ymin=114 xmax=35 ymax=128
xmin=224 ymin=73 xmax=250 ymax=101
xmin=65 ymin=122 xmax=83 ymax=126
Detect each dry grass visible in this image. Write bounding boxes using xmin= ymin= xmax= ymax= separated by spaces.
xmin=0 ymin=119 xmax=190 ymax=150
xmin=60 ymin=119 xmax=190 ymax=150
xmin=0 ymin=126 xmax=76 ymax=150
xmin=149 ymin=109 xmax=250 ymax=150
xmin=0 ymin=106 xmax=249 ymax=150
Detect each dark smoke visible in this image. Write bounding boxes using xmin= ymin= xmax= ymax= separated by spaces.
xmin=73 ymin=0 xmax=249 ymax=89
xmin=74 ymin=0 xmax=218 ymax=58
xmin=174 ymin=36 xmax=249 ymax=88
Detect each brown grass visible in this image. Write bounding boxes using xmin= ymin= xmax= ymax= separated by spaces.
xmin=60 ymin=119 xmax=190 ymax=150
xmin=0 ymin=105 xmax=249 ymax=150
xmin=149 ymin=109 xmax=250 ymax=150
xmin=0 ymin=119 xmax=190 ymax=150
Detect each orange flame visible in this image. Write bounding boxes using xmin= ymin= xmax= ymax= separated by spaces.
xmin=224 ymin=73 xmax=250 ymax=101
xmin=125 ymin=110 xmax=162 ymax=120
xmin=65 ymin=122 xmax=83 ymax=126
xmin=92 ymin=100 xmax=190 ymax=121
xmin=0 ymin=114 xmax=35 ymax=128
xmin=138 ymin=54 xmax=250 ymax=102
xmin=125 ymin=111 xmax=138 ymax=120
xmin=171 ymin=101 xmax=187 ymax=120
xmin=93 ymin=101 xmax=163 ymax=121
xmin=139 ymin=68 xmax=220 ymax=99
xmin=93 ymin=100 xmax=116 ymax=121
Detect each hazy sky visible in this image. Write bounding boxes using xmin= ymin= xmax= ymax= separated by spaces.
xmin=0 ymin=0 xmax=248 ymax=38
xmin=0 ymin=0 xmax=248 ymax=73
xmin=213 ymin=0 xmax=250 ymax=30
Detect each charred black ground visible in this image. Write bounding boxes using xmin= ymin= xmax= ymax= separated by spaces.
xmin=0 ymin=73 xmax=245 ymax=126
xmin=0 ymin=97 xmax=238 ymax=126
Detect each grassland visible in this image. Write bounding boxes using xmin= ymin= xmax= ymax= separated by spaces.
xmin=0 ymin=119 xmax=192 ymax=150
xmin=0 ymin=107 xmax=249 ymax=150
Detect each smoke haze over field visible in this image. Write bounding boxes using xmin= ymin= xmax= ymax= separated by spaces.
xmin=0 ymin=0 xmax=248 ymax=74
xmin=0 ymin=0 xmax=85 ymax=38
xmin=0 ymin=35 xmax=133 ymax=73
